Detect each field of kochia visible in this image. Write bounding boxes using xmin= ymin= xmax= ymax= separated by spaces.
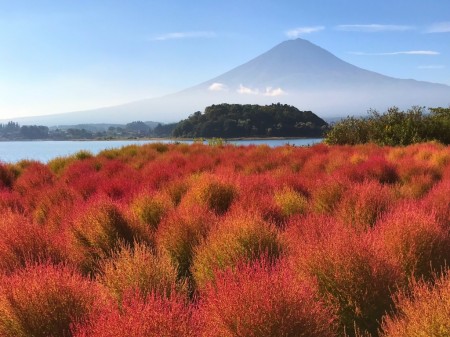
xmin=0 ymin=142 xmax=449 ymax=337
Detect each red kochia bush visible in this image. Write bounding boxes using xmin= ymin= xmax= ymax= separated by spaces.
xmin=336 ymin=180 xmax=394 ymax=231
xmin=286 ymin=217 xmax=400 ymax=337
xmin=69 ymin=197 xmax=135 ymax=274
xmin=342 ymin=155 xmax=399 ymax=184
xmin=0 ymin=163 xmax=13 ymax=190
xmin=197 ymin=259 xmax=338 ymax=337
xmin=13 ymin=162 xmax=55 ymax=211
xmin=156 ymin=205 xmax=216 ymax=279
xmin=0 ymin=263 xmax=105 ymax=337
xmin=192 ymin=210 xmax=283 ymax=289
xmin=381 ymin=272 xmax=450 ymax=337
xmin=185 ymin=174 xmax=237 ymax=215
xmin=99 ymin=242 xmax=183 ymax=304
xmin=374 ymin=203 xmax=450 ymax=282
xmin=73 ymin=292 xmax=197 ymax=337
xmin=0 ymin=211 xmax=67 ymax=274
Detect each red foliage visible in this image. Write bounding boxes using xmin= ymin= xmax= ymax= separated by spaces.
xmin=0 ymin=263 xmax=106 ymax=337
xmin=374 ymin=202 xmax=450 ymax=281
xmin=0 ymin=142 xmax=449 ymax=336
xmin=286 ymin=217 xmax=401 ymax=336
xmin=0 ymin=211 xmax=67 ymax=273
xmin=197 ymin=259 xmax=338 ymax=337
xmin=73 ymin=292 xmax=198 ymax=337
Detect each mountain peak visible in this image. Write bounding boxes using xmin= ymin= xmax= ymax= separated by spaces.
xmin=5 ymin=38 xmax=450 ymax=125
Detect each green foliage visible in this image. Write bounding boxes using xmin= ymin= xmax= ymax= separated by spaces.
xmin=172 ymin=103 xmax=328 ymax=138
xmin=325 ymin=106 xmax=450 ymax=146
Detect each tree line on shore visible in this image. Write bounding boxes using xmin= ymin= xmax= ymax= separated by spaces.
xmin=324 ymin=106 xmax=450 ymax=146
xmin=0 ymin=121 xmax=177 ymax=140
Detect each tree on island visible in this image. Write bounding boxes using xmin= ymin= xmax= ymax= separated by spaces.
xmin=172 ymin=103 xmax=328 ymax=138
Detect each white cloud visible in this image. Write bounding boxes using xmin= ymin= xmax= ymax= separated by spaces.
xmin=418 ymin=65 xmax=445 ymax=69
xmin=350 ymin=50 xmax=440 ymax=56
xmin=426 ymin=22 xmax=450 ymax=33
xmin=237 ymin=84 xmax=259 ymax=95
xmin=264 ymin=87 xmax=286 ymax=97
xmin=285 ymin=26 xmax=325 ymax=38
xmin=208 ymin=82 xmax=228 ymax=92
xmin=152 ymin=31 xmax=216 ymax=41
xmin=336 ymin=24 xmax=414 ymax=32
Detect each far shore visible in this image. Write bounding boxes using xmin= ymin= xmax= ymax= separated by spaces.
xmin=0 ymin=136 xmax=324 ymax=142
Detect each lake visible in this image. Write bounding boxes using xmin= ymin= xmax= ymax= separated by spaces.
xmin=0 ymin=138 xmax=323 ymax=163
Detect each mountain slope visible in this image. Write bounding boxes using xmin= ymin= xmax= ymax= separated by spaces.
xmin=5 ymin=38 xmax=450 ymax=125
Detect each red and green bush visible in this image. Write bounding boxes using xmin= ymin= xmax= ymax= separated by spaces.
xmin=0 ymin=263 xmax=106 ymax=337
xmin=381 ymin=273 xmax=450 ymax=336
xmin=197 ymin=259 xmax=338 ymax=337
xmin=0 ymin=141 xmax=449 ymax=336
xmin=73 ymin=292 xmax=197 ymax=337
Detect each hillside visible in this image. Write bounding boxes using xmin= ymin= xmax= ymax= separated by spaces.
xmin=172 ymin=103 xmax=328 ymax=138
xmin=5 ymin=38 xmax=450 ymax=126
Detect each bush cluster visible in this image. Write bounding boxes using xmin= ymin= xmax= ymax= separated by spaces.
xmin=0 ymin=141 xmax=448 ymax=336
xmin=325 ymin=106 xmax=450 ymax=146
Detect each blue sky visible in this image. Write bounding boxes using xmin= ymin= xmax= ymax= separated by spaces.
xmin=1 ymin=0 xmax=449 ymax=119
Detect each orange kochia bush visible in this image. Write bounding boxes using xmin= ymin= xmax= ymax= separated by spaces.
xmin=0 ymin=142 xmax=448 ymax=336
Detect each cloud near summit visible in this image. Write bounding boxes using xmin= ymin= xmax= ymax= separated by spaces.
xmin=285 ymin=26 xmax=325 ymax=38
xmin=208 ymin=82 xmax=228 ymax=92
xmin=152 ymin=31 xmax=216 ymax=41
xmin=336 ymin=24 xmax=414 ymax=32
xmin=237 ymin=85 xmax=286 ymax=96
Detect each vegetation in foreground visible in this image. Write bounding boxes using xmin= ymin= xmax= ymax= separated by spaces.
xmin=0 ymin=141 xmax=449 ymax=336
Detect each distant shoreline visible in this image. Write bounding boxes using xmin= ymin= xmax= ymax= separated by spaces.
xmin=0 ymin=136 xmax=323 ymax=142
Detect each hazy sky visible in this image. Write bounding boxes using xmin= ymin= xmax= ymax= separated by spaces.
xmin=1 ymin=0 xmax=449 ymax=119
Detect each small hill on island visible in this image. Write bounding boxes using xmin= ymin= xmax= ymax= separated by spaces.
xmin=172 ymin=103 xmax=328 ymax=138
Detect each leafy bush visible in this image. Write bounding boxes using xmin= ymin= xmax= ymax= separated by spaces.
xmin=70 ymin=198 xmax=135 ymax=274
xmin=130 ymin=192 xmax=173 ymax=230
xmin=192 ymin=210 xmax=283 ymax=289
xmin=0 ymin=263 xmax=105 ymax=337
xmin=73 ymin=292 xmax=197 ymax=337
xmin=156 ymin=205 xmax=216 ymax=280
xmin=374 ymin=203 xmax=450 ymax=282
xmin=287 ymin=219 xmax=400 ymax=336
xmin=325 ymin=106 xmax=450 ymax=146
xmin=198 ymin=259 xmax=338 ymax=337
xmin=99 ymin=242 xmax=183 ymax=303
xmin=381 ymin=273 xmax=450 ymax=337
xmin=0 ymin=211 xmax=67 ymax=273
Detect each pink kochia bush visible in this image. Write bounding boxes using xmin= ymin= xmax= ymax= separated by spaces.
xmin=197 ymin=259 xmax=338 ymax=337
xmin=0 ymin=142 xmax=449 ymax=336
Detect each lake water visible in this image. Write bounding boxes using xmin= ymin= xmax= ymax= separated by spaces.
xmin=0 ymin=138 xmax=323 ymax=163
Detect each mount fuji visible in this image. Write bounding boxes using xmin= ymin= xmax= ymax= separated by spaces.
xmin=7 ymin=38 xmax=450 ymax=125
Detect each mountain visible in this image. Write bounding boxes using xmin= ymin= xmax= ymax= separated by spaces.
xmin=4 ymin=38 xmax=450 ymax=126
